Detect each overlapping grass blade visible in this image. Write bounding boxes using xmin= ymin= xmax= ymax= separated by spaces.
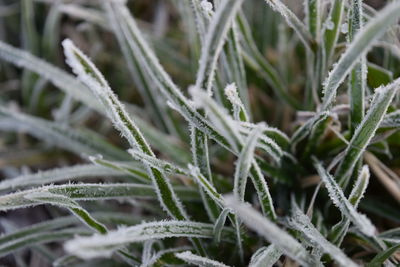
xmin=0 ymin=107 xmax=128 ymax=160
xmin=63 ymin=39 xmax=189 ymax=221
xmin=348 ymin=0 xmax=366 ymax=135
xmin=321 ymin=1 xmax=400 ymax=110
xmin=195 ymin=0 xmax=244 ymax=95
xmin=0 ymin=183 xmax=200 ymax=211
xmin=367 ymin=243 xmax=400 ymax=267
xmin=24 ymin=191 xmax=107 ymax=234
xmin=335 ymin=78 xmax=400 ymax=187
xmin=64 ymin=221 xmax=234 ymax=259
xmin=330 ymin=166 xmax=370 ymax=245
xmin=288 ymin=203 xmax=359 ymax=267
xmin=0 ymin=164 xmax=123 ymax=191
xmin=234 ymin=124 xmax=265 ymax=201
xmin=0 ymin=212 xmax=142 ymax=258
xmin=314 ymin=160 xmax=376 ymax=236
xmin=261 ymin=0 xmax=313 ymax=50
xmin=0 ymin=228 xmax=90 ymax=258
xmin=225 ymin=83 xmax=249 ymax=122
xmin=106 ymin=0 xmax=176 ymax=133
xmin=249 ymin=245 xmax=282 ymax=267
xmin=105 ymin=1 xmax=230 ymax=149
xmin=224 ymin=196 xmax=314 ymax=266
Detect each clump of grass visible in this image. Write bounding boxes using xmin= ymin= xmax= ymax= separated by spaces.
xmin=0 ymin=0 xmax=400 ymax=266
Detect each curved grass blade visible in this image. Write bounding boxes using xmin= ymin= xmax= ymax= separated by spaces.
xmin=141 ymin=247 xmax=191 ymax=267
xmin=234 ymin=124 xmax=265 ymax=201
xmin=24 ymin=191 xmax=107 ymax=234
xmin=224 ymin=196 xmax=315 ymax=266
xmin=213 ymin=208 xmax=231 ymax=244
xmin=0 ymin=183 xmax=200 ymax=211
xmin=329 ymin=166 xmax=370 ymax=245
xmin=0 ymin=212 xmax=143 ymax=258
xmin=106 ymin=1 xmax=176 ymax=133
xmin=175 ymin=251 xmax=231 ymax=267
xmin=89 ymin=156 xmax=151 ymax=183
xmin=0 ymin=164 xmax=123 ymax=191
xmin=62 ymin=39 xmax=189 ymax=221
xmin=288 ymin=203 xmax=359 ymax=267
xmin=0 ymin=228 xmax=91 ymax=258
xmin=366 ymin=243 xmax=400 ymax=267
xmin=335 ymin=78 xmax=400 ymax=188
xmin=0 ymin=107 xmax=127 ymax=160
xmin=64 ymin=221 xmax=234 ymax=259
xmin=195 ymin=0 xmax=244 ymax=95
xmin=321 ymin=1 xmax=400 ymax=110
xmin=261 ymin=0 xmax=313 ymax=50
xmin=105 ymin=2 xmax=230 ymax=149
xmin=0 ymin=40 xmax=100 ymax=111
xmin=249 ymin=245 xmax=282 ymax=267
xmin=314 ymin=159 xmax=376 ymax=236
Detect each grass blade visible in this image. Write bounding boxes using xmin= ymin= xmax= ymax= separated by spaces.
xmin=175 ymin=251 xmax=231 ymax=267
xmin=261 ymin=0 xmax=313 ymax=50
xmin=195 ymin=0 xmax=244 ymax=95
xmin=63 ymin=39 xmax=189 ymax=221
xmin=314 ymin=159 xmax=376 ymax=236
xmin=335 ymin=78 xmax=400 ymax=187
xmin=249 ymin=245 xmax=282 ymax=267
xmin=224 ymin=196 xmax=314 ymax=266
xmin=329 ymin=165 xmax=370 ymax=245
xmin=64 ymin=221 xmax=233 ymax=259
xmin=289 ymin=203 xmax=359 ymax=267
xmin=0 ymin=107 xmax=128 ymax=160
xmin=0 ymin=183 xmax=200 ymax=211
xmin=0 ymin=164 xmax=123 ymax=191
xmin=24 ymin=191 xmax=107 ymax=234
xmin=321 ymin=1 xmax=400 ymax=110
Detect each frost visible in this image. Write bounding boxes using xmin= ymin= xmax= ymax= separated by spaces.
xmin=175 ymin=251 xmax=231 ymax=267
xmin=200 ymin=0 xmax=213 ymax=13
xmin=249 ymin=245 xmax=282 ymax=267
xmin=314 ymin=160 xmax=376 ymax=236
xmin=341 ymin=23 xmax=349 ymax=34
xmin=288 ymin=204 xmax=359 ymax=267
xmin=64 ymin=220 xmax=219 ymax=259
xmin=224 ymin=195 xmax=314 ymax=266
xmin=325 ymin=20 xmax=334 ymax=30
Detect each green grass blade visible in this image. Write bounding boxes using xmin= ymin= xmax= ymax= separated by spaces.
xmin=249 ymin=245 xmax=282 ymax=267
xmin=24 ymin=191 xmax=107 ymax=234
xmin=367 ymin=243 xmax=400 ymax=267
xmin=349 ymin=0 xmax=366 ymax=136
xmin=335 ymin=78 xmax=400 ymax=187
xmin=0 ymin=164 xmax=123 ymax=191
xmin=0 ymin=183 xmax=200 ymax=211
xmin=195 ymin=0 xmax=244 ymax=94
xmin=175 ymin=251 xmax=231 ymax=267
xmin=329 ymin=165 xmax=370 ymax=245
xmin=323 ymin=0 xmax=345 ymax=66
xmin=321 ymin=1 xmax=400 ymax=110
xmin=0 ymin=107 xmax=128 ymax=160
xmin=63 ymin=39 xmax=189 ymax=221
xmin=314 ymin=159 xmax=376 ymax=236
xmin=288 ymin=203 xmax=359 ymax=267
xmin=64 ymin=221 xmax=234 ymax=259
xmin=224 ymin=196 xmax=315 ymax=266
xmin=261 ymin=0 xmax=313 ymax=50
